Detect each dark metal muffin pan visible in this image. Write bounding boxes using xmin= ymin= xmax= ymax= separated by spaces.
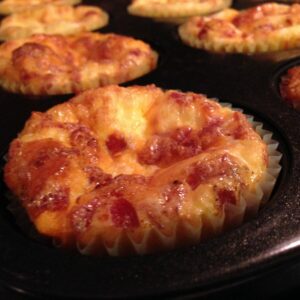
xmin=1 ymin=0 xmax=300 ymax=298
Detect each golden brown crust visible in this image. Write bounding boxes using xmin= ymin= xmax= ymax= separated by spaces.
xmin=280 ymin=66 xmax=300 ymax=110
xmin=4 ymin=85 xmax=268 ymax=255
xmin=0 ymin=33 xmax=158 ymax=95
xmin=0 ymin=5 xmax=109 ymax=40
xmin=0 ymin=0 xmax=81 ymax=15
xmin=179 ymin=3 xmax=300 ymax=54
xmin=128 ymin=0 xmax=232 ymax=19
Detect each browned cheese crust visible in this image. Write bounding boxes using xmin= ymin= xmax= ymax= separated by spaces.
xmin=0 ymin=33 xmax=158 ymax=95
xmin=4 ymin=85 xmax=268 ymax=255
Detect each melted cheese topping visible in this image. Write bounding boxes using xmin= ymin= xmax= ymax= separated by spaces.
xmin=128 ymin=0 xmax=232 ymax=19
xmin=179 ymin=3 xmax=300 ymax=53
xmin=0 ymin=5 xmax=109 ymax=40
xmin=4 ymin=85 xmax=268 ymax=255
xmin=0 ymin=33 xmax=158 ymax=95
xmin=0 ymin=0 xmax=81 ymax=15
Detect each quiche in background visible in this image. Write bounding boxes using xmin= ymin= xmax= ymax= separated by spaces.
xmin=179 ymin=3 xmax=300 ymax=54
xmin=0 ymin=33 xmax=158 ymax=95
xmin=0 ymin=4 xmax=109 ymax=40
xmin=0 ymin=0 xmax=81 ymax=15
xmin=128 ymin=0 xmax=232 ymax=24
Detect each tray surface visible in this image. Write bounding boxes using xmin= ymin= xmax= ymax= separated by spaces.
xmin=0 ymin=0 xmax=300 ymax=298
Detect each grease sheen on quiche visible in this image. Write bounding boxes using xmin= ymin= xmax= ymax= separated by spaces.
xmin=0 ymin=0 xmax=81 ymax=15
xmin=0 ymin=33 xmax=158 ymax=95
xmin=179 ymin=3 xmax=300 ymax=54
xmin=0 ymin=4 xmax=109 ymax=40
xmin=4 ymin=85 xmax=269 ymax=256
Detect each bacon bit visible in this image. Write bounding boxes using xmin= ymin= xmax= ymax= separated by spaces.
xmin=199 ymin=19 xmax=238 ymax=39
xmin=201 ymin=100 xmax=219 ymax=114
xmin=110 ymin=198 xmax=139 ymax=228
xmin=138 ymin=127 xmax=202 ymax=166
xmin=169 ymin=91 xmax=194 ymax=106
xmin=70 ymin=126 xmax=98 ymax=149
xmin=71 ymin=36 xmax=95 ymax=56
xmin=233 ymin=7 xmax=264 ymax=28
xmin=172 ymin=127 xmax=192 ymax=143
xmin=138 ymin=136 xmax=162 ymax=165
xmin=12 ymin=43 xmax=48 ymax=62
xmin=70 ymin=126 xmax=99 ymax=164
xmin=84 ymin=166 xmax=112 ymax=188
xmin=201 ymin=116 xmax=223 ymax=132
xmin=22 ymin=140 xmax=73 ymax=200
xmin=110 ymin=174 xmax=147 ymax=198
xmin=172 ymin=127 xmax=202 ymax=157
xmin=198 ymin=118 xmax=223 ymax=150
xmin=198 ymin=27 xmax=208 ymax=39
xmin=114 ymin=174 xmax=147 ymax=186
xmin=89 ymin=36 xmax=123 ymax=61
xmin=196 ymin=18 xmax=207 ymax=39
xmin=106 ymin=133 xmax=127 ymax=156
xmin=223 ymin=28 xmax=238 ymax=38
xmin=29 ymin=187 xmax=69 ymax=217
xmin=129 ymin=49 xmax=142 ymax=56
xmin=216 ymin=188 xmax=236 ymax=206
xmin=197 ymin=18 xmax=205 ymax=28
xmin=285 ymin=17 xmax=293 ymax=27
xmin=231 ymin=112 xmax=252 ymax=140
xmin=187 ymin=154 xmax=238 ymax=190
xmin=71 ymin=198 xmax=100 ymax=233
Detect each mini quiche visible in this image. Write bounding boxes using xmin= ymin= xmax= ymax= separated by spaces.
xmin=0 ymin=33 xmax=158 ymax=95
xmin=128 ymin=0 xmax=232 ymax=23
xmin=4 ymin=85 xmax=272 ymax=256
xmin=280 ymin=66 xmax=300 ymax=110
xmin=0 ymin=0 xmax=81 ymax=15
xmin=179 ymin=3 xmax=300 ymax=54
xmin=0 ymin=4 xmax=109 ymax=40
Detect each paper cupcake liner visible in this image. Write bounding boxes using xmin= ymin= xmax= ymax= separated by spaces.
xmin=77 ymin=220 xmax=203 ymax=256
xmin=75 ymin=106 xmax=282 ymax=256
xmin=127 ymin=0 xmax=232 ymax=19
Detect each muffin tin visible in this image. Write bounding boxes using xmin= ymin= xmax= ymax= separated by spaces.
xmin=0 ymin=0 xmax=300 ymax=298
